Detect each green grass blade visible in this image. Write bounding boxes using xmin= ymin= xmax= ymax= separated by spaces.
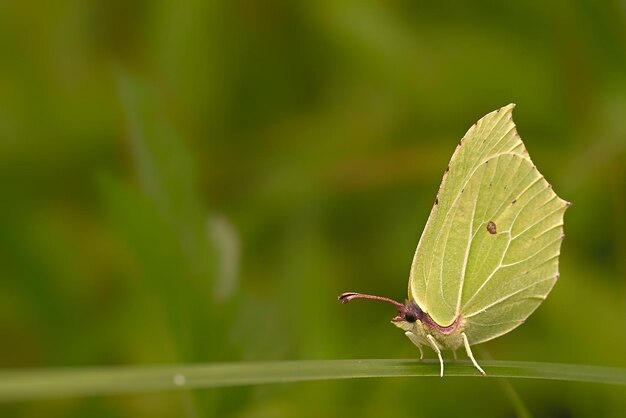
xmin=2 ymin=360 xmax=625 ymax=402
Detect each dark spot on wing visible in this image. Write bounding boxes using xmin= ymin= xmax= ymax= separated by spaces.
xmin=445 ymin=165 xmax=449 ymax=173
xmin=487 ymin=221 xmax=497 ymax=234
xmin=434 ymin=197 xmax=439 ymax=205
xmin=512 ymin=199 xmax=517 ymax=204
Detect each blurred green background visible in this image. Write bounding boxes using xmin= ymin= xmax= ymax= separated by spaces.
xmin=1 ymin=1 xmax=626 ymax=417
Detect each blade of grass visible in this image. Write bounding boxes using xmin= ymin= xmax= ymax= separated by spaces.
xmin=497 ymin=378 xmax=533 ymax=418
xmin=1 ymin=359 xmax=625 ymax=402
xmin=480 ymin=348 xmax=532 ymax=418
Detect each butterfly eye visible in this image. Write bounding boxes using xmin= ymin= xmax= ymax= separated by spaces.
xmin=404 ymin=312 xmax=418 ymax=323
xmin=402 ymin=301 xmax=422 ymax=323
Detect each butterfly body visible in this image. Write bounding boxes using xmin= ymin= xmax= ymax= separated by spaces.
xmin=392 ymin=310 xmax=465 ymax=351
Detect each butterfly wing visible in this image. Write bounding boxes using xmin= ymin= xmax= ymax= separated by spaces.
xmin=409 ymin=104 xmax=569 ymax=344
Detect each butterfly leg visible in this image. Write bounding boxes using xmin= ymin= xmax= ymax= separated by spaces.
xmin=404 ymin=331 xmax=424 ymax=359
xmin=452 ymin=350 xmax=458 ymax=360
xmin=426 ymin=334 xmax=444 ymax=377
xmin=462 ymin=332 xmax=486 ymax=376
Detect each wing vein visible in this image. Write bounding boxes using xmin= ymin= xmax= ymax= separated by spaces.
xmin=464 ymin=275 xmax=556 ymax=319
xmin=512 ymin=206 xmax=563 ymax=241
xmin=500 ymin=236 xmax=563 ymax=268
xmin=455 ymin=172 xmax=481 ymax=315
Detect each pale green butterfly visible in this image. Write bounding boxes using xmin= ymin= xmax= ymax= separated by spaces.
xmin=339 ymin=104 xmax=570 ymax=376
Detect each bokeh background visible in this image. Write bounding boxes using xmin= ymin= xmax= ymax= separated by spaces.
xmin=2 ymin=1 xmax=626 ymax=417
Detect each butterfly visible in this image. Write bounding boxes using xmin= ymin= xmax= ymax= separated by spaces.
xmin=339 ymin=104 xmax=570 ymax=376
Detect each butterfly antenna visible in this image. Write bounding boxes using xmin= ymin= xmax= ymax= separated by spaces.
xmin=338 ymin=292 xmax=405 ymax=310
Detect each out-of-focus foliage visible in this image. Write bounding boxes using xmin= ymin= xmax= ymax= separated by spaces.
xmin=1 ymin=1 xmax=625 ymax=417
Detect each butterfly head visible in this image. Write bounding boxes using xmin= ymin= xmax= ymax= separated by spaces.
xmin=395 ymin=300 xmax=423 ymax=323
